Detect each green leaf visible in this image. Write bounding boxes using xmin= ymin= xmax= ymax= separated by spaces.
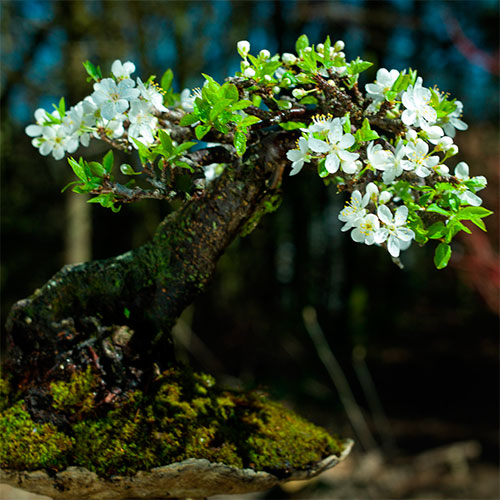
xmin=427 ymin=221 xmax=447 ymax=239
xmin=158 ymin=129 xmax=173 ymax=154
xmin=132 ymin=138 xmax=157 ymax=163
xmin=209 ymin=98 xmax=232 ymax=121
xmin=173 ymin=141 xmax=197 ymax=155
xmin=58 ymin=97 xmax=66 ymax=118
xmin=426 ymin=203 xmax=451 ymax=216
xmin=391 ymin=72 xmax=411 ymax=93
xmin=347 ymin=57 xmax=373 ymax=75
xmin=234 ymin=131 xmax=247 ymax=156
xmin=295 ymin=34 xmax=310 ymax=54
xmin=317 ymin=159 xmax=329 ymax=178
xmin=195 ymin=124 xmax=211 ymax=140
xmin=252 ymin=95 xmax=262 ymax=107
xmin=279 ymin=121 xmax=306 ymax=130
xmin=299 ymin=95 xmax=318 ymax=105
xmin=231 ymin=99 xmax=252 ymax=111
xmin=82 ymin=60 xmax=102 ymax=82
xmin=61 ymin=180 xmax=81 ymax=193
xmin=102 ymin=150 xmax=114 ymax=173
xmin=343 ymin=113 xmax=351 ymax=134
xmin=323 ymin=35 xmax=331 ymax=63
xmin=240 ymin=115 xmax=260 ymax=128
xmin=160 ymin=69 xmax=174 ymax=92
xmin=179 ymin=113 xmax=199 ymax=127
xmin=174 ymin=160 xmax=194 ymax=171
xmin=223 ymin=83 xmax=239 ymax=101
xmin=434 ymin=242 xmax=451 ymax=269
xmin=201 ymin=73 xmax=221 ymax=91
xmin=88 ymin=161 xmax=105 ymax=178
xmin=68 ymin=157 xmax=87 ymax=182
xmin=88 ymin=193 xmax=121 ymax=213
xmin=355 ymin=118 xmax=379 ymax=142
xmin=457 ymin=206 xmax=493 ymax=220
xmin=470 ymin=217 xmax=487 ymax=231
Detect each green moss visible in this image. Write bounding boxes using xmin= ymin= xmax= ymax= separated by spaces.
xmin=0 ymin=402 xmax=73 ymax=470
xmin=242 ymin=398 xmax=339 ymax=472
xmin=51 ymin=365 xmax=98 ymax=416
xmin=0 ymin=376 xmax=12 ymax=412
xmin=0 ymin=366 xmax=345 ymax=478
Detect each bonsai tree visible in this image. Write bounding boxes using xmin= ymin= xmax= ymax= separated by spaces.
xmin=1 ymin=34 xmax=492 ymax=499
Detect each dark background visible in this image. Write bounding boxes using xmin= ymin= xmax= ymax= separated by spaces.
xmin=1 ymin=1 xmax=499 ymax=498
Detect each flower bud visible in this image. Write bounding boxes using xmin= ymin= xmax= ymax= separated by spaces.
xmin=273 ymin=86 xmax=281 ymax=94
xmin=379 ymin=191 xmax=393 ymax=204
xmin=282 ymin=77 xmax=292 ymax=87
xmin=259 ymin=49 xmax=271 ymax=59
xmin=282 ymin=53 xmax=297 ymax=64
xmin=243 ymin=67 xmax=256 ymax=78
xmin=316 ymin=43 xmax=324 ymax=53
xmin=237 ymin=40 xmax=250 ymax=58
xmin=304 ymin=46 xmax=312 ymax=53
xmin=334 ymin=40 xmax=345 ymax=51
xmin=264 ymin=74 xmax=272 ymax=82
xmin=448 ymin=145 xmax=459 ymax=156
xmin=292 ymin=88 xmax=306 ymax=99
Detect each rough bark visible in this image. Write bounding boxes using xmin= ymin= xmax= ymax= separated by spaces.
xmin=5 ymin=132 xmax=291 ymax=394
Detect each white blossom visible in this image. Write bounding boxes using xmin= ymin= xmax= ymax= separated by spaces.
xmin=286 ymin=137 xmax=310 ymax=176
xmin=362 ymin=182 xmax=379 ymax=206
xmin=453 ymin=162 xmax=486 ymax=206
xmin=440 ymin=100 xmax=468 ymax=137
xmin=351 ymin=214 xmax=380 ymax=245
xmin=338 ymin=190 xmax=367 ymax=231
xmin=382 ymin=140 xmax=405 ymax=184
xmin=375 ymin=205 xmax=414 ymax=258
xmin=97 ymin=115 xmax=126 ymax=140
xmin=136 ymin=78 xmax=167 ymax=112
xmin=111 ymin=60 xmax=136 ymax=80
xmin=92 ymin=78 xmax=140 ymax=120
xmin=35 ymin=125 xmax=71 ymax=160
xmin=63 ymin=102 xmax=91 ymax=147
xmin=402 ymin=139 xmax=440 ymax=178
xmin=366 ymin=142 xmax=390 ymax=171
xmin=128 ymin=100 xmax=158 ymax=145
xmin=25 ymin=108 xmax=52 ymax=137
xmin=308 ymin=120 xmax=358 ymax=174
xmin=365 ymin=68 xmax=400 ymax=103
xmin=401 ymin=79 xmax=437 ymax=128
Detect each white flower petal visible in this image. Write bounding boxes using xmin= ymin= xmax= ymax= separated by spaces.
xmin=309 ymin=138 xmax=330 ymax=153
xmin=377 ymin=204 xmax=393 ymax=225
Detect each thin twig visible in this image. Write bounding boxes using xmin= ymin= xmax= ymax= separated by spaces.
xmin=302 ymin=305 xmax=378 ymax=451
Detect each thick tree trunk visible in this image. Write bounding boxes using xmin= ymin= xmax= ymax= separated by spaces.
xmin=5 ymin=132 xmax=290 ymax=394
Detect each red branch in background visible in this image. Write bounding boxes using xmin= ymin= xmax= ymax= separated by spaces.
xmin=442 ymin=8 xmax=500 ymax=76
xmin=452 ymin=225 xmax=500 ymax=316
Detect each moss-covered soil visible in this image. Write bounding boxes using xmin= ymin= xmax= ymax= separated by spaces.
xmin=0 ymin=366 xmax=344 ymax=479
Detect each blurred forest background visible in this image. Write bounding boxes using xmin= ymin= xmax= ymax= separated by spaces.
xmin=1 ymin=1 xmax=499 ymax=498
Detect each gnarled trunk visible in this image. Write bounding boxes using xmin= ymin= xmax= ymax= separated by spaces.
xmin=5 ymin=132 xmax=290 ymax=395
